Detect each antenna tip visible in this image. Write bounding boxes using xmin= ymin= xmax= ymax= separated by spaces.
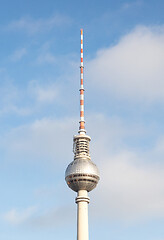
xmin=80 ymin=29 xmax=83 ymax=34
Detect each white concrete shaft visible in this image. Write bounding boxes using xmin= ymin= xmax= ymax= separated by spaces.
xmin=76 ymin=190 xmax=90 ymax=240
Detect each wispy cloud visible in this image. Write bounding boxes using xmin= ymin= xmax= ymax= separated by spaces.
xmin=34 ymin=85 xmax=58 ymax=103
xmin=1 ymin=117 xmax=76 ymax=164
xmin=0 ymin=74 xmax=62 ymax=116
xmin=87 ymin=25 xmax=164 ymax=103
xmin=122 ymin=1 xmax=143 ymax=10
xmin=4 ymin=206 xmax=37 ymax=225
xmin=28 ymin=206 xmax=75 ymax=228
xmin=3 ymin=204 xmax=76 ymax=229
xmin=0 ymin=77 xmax=32 ymax=116
xmin=36 ymin=52 xmax=56 ymax=64
xmin=6 ymin=14 xmax=71 ymax=35
xmin=29 ymin=80 xmax=59 ymax=103
xmin=10 ymin=48 xmax=27 ymax=62
xmin=35 ymin=42 xmax=56 ymax=65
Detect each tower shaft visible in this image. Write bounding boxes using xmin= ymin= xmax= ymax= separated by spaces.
xmin=76 ymin=190 xmax=90 ymax=240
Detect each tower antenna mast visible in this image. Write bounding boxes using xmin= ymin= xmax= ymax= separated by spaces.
xmin=79 ymin=29 xmax=85 ymax=133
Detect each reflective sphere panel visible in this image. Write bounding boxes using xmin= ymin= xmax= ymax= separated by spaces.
xmin=65 ymin=159 xmax=100 ymax=192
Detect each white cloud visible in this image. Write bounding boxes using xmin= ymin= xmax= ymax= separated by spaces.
xmin=36 ymin=52 xmax=56 ymax=64
xmin=154 ymin=137 xmax=164 ymax=154
xmin=4 ymin=206 xmax=37 ymax=225
xmin=36 ymin=86 xmax=57 ymax=102
xmin=3 ymin=105 xmax=32 ymax=116
xmin=30 ymin=82 xmax=59 ymax=103
xmin=87 ymin=25 xmax=164 ymax=102
xmin=0 ymin=75 xmax=62 ymax=116
xmin=6 ymin=14 xmax=71 ymax=34
xmin=10 ymin=48 xmax=27 ymax=62
xmin=1 ymin=117 xmax=76 ymax=164
xmin=92 ymin=151 xmax=164 ymax=222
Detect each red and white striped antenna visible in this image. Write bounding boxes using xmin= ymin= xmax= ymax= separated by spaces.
xmin=79 ymin=29 xmax=86 ymax=134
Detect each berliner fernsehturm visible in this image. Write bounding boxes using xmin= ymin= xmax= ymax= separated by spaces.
xmin=65 ymin=29 xmax=100 ymax=240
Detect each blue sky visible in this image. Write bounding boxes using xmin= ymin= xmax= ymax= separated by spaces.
xmin=0 ymin=0 xmax=164 ymax=239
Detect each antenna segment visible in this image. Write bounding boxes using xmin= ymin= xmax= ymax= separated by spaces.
xmin=79 ymin=29 xmax=85 ymax=134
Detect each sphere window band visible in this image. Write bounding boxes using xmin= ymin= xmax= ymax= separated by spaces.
xmin=67 ymin=174 xmax=99 ymax=180
xmin=67 ymin=179 xmax=97 ymax=185
xmin=65 ymin=171 xmax=100 ymax=192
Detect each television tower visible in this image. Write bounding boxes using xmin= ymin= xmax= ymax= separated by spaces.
xmin=65 ymin=29 xmax=100 ymax=240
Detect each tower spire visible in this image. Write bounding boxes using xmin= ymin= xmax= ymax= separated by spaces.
xmin=79 ymin=29 xmax=86 ymax=134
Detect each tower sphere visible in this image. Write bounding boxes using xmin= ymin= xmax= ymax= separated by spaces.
xmin=65 ymin=158 xmax=100 ymax=192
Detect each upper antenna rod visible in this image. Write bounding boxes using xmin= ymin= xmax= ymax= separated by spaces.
xmin=79 ymin=29 xmax=86 ymax=134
